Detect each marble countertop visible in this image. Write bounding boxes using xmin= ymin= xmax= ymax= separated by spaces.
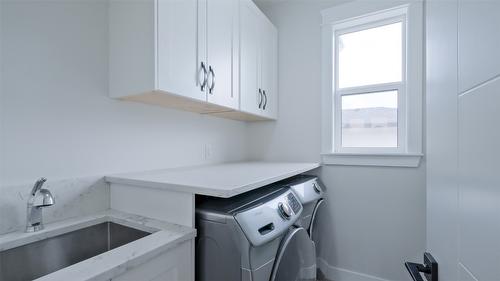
xmin=0 ymin=210 xmax=195 ymax=281
xmin=105 ymin=161 xmax=320 ymax=198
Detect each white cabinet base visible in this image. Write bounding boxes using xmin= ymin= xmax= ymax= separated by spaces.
xmin=113 ymin=240 xmax=194 ymax=281
xmin=110 ymin=183 xmax=195 ymax=227
xmin=110 ymin=184 xmax=196 ymax=281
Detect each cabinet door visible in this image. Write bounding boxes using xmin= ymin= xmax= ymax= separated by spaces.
xmin=157 ymin=0 xmax=206 ymax=102
xmin=260 ymin=20 xmax=278 ymax=119
xmin=206 ymin=0 xmax=238 ymax=109
xmin=239 ymin=0 xmax=262 ymax=116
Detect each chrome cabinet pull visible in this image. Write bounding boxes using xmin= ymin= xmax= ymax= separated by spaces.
xmin=208 ymin=66 xmax=215 ymax=94
xmin=258 ymin=88 xmax=263 ymax=108
xmin=263 ymin=90 xmax=267 ymax=110
xmin=199 ymin=62 xmax=208 ymax=91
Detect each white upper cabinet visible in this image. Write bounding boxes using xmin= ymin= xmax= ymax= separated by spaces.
xmin=260 ymin=18 xmax=278 ymax=119
xmin=109 ymin=0 xmax=277 ymax=121
xmin=204 ymin=0 xmax=239 ymax=109
xmin=156 ymin=0 xmax=203 ymax=102
xmin=239 ymin=0 xmax=278 ymax=120
xmin=109 ymin=0 xmax=238 ymax=113
xmin=239 ymin=0 xmax=261 ymax=116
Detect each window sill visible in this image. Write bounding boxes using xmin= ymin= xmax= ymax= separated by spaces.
xmin=321 ymin=152 xmax=423 ymax=167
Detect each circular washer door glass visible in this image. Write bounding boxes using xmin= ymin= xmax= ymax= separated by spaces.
xmin=271 ymin=227 xmax=317 ymax=281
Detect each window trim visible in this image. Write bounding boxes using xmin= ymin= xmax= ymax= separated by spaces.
xmin=321 ymin=0 xmax=423 ymax=167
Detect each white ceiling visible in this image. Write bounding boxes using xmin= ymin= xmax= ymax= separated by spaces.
xmin=253 ymin=0 xmax=290 ymax=4
xmin=253 ymin=0 xmax=352 ymax=9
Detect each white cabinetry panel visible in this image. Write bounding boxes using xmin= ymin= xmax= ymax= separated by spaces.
xmin=457 ymin=2 xmax=500 ymax=279
xmin=458 ymin=1 xmax=500 ymax=92
xmin=428 ymin=1 xmax=500 ymax=281
xmin=458 ymin=78 xmax=500 ymax=281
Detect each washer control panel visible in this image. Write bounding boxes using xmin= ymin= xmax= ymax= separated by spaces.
xmin=234 ymin=189 xmax=303 ymax=246
xmin=278 ymin=202 xmax=292 ymax=220
xmin=286 ymin=192 xmax=301 ymax=213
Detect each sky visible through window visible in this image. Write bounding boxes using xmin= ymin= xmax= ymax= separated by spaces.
xmin=338 ymin=21 xmax=403 ymax=90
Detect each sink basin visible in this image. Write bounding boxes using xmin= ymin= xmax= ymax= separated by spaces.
xmin=0 ymin=222 xmax=151 ymax=281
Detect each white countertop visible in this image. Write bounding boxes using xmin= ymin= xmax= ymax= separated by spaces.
xmin=105 ymin=162 xmax=320 ymax=198
xmin=0 ymin=210 xmax=195 ymax=281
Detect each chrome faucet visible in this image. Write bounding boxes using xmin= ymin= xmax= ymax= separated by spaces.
xmin=26 ymin=178 xmax=55 ymax=232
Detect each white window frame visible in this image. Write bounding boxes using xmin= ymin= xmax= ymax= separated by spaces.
xmin=321 ymin=0 xmax=423 ymax=167
xmin=334 ymin=16 xmax=406 ymax=154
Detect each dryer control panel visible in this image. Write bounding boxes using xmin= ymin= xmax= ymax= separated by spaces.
xmin=287 ymin=176 xmax=324 ymax=204
xmin=234 ymin=190 xmax=303 ymax=247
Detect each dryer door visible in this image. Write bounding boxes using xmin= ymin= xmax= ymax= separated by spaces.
xmin=270 ymin=227 xmax=316 ymax=281
xmin=309 ymin=198 xmax=325 ymax=238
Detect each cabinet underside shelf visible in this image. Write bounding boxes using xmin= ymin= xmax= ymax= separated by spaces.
xmin=119 ymin=91 xmax=273 ymax=122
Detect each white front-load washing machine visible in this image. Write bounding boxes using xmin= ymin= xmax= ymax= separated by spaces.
xmin=195 ymin=184 xmax=317 ymax=281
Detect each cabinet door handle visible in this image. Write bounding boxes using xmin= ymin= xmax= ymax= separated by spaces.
xmin=208 ymin=66 xmax=215 ymax=94
xmin=199 ymin=62 xmax=208 ymax=91
xmin=263 ymin=90 xmax=267 ymax=110
xmin=258 ymin=89 xmax=263 ymax=108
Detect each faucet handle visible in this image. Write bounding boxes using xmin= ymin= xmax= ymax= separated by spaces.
xmin=31 ymin=177 xmax=47 ymax=196
xmin=33 ymin=189 xmax=55 ymax=207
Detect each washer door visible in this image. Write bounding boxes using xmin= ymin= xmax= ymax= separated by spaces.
xmin=270 ymin=227 xmax=316 ymax=281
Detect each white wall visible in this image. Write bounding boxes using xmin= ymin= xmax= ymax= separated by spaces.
xmin=0 ymin=0 xmax=3 ymax=174
xmin=0 ymin=0 xmax=249 ymax=187
xmin=251 ymin=2 xmax=426 ymax=281
xmin=0 ymin=0 xmax=249 ymax=234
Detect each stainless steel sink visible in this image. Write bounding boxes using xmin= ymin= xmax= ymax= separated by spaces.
xmin=0 ymin=222 xmax=151 ymax=281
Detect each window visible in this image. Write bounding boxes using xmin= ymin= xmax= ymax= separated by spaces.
xmin=335 ymin=18 xmax=405 ymax=152
xmin=321 ymin=1 xmax=423 ymax=167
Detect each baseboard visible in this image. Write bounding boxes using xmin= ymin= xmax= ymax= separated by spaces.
xmin=317 ymin=258 xmax=395 ymax=281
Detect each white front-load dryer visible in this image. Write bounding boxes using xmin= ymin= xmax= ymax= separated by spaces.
xmin=278 ymin=175 xmax=327 ymax=280
xmin=280 ymin=175 xmax=326 ymax=236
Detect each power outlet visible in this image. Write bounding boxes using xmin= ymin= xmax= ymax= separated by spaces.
xmin=203 ymin=144 xmax=212 ymax=160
